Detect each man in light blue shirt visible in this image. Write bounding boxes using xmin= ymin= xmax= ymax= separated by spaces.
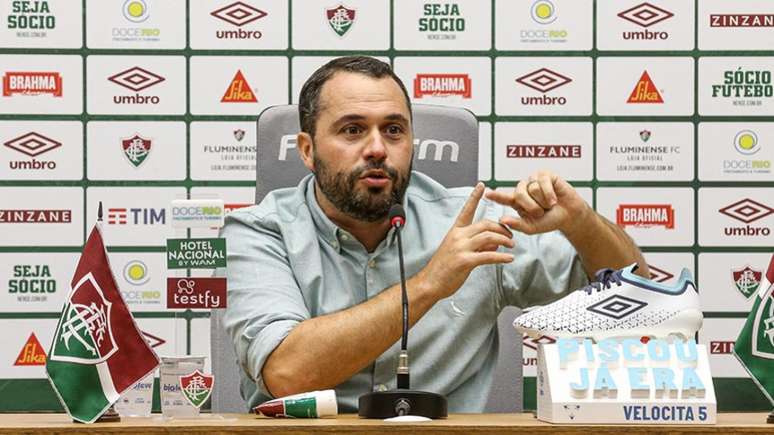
xmin=222 ymin=56 xmax=648 ymax=412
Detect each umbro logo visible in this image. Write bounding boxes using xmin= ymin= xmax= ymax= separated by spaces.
xmin=719 ymin=198 xmax=774 ymax=224
xmin=108 ymin=67 xmax=165 ymax=92
xmin=211 ymin=2 xmax=267 ymax=27
xmin=617 ymin=3 xmax=674 ymax=28
xmin=587 ymin=295 xmax=648 ymax=320
xmin=516 ymin=68 xmax=572 ymax=93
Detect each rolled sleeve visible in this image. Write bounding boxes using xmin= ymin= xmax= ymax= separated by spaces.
xmin=220 ymin=210 xmax=310 ymax=398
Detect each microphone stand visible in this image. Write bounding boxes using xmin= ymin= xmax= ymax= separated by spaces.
xmin=358 ymin=205 xmax=447 ymax=419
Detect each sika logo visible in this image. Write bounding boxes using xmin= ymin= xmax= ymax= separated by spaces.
xmin=106 ymin=207 xmax=165 ymax=226
xmin=719 ymin=198 xmax=773 ymax=237
xmin=327 ymin=4 xmax=356 ymax=37
xmin=648 ymin=265 xmax=674 ymax=283
xmin=14 ymin=333 xmax=46 ymax=366
xmin=211 ymin=1 xmax=266 ymax=40
xmin=121 ymin=135 xmax=152 ymax=168
xmin=733 ymin=265 xmax=762 ymax=299
xmin=711 ymin=15 xmax=774 ymax=28
xmin=4 ymin=132 xmax=61 ymax=171
xmin=521 ymin=0 xmax=567 ymax=44
xmin=418 ymin=3 xmax=465 ymax=40
xmin=724 ymin=130 xmax=770 ymax=176
xmin=7 ymin=0 xmax=56 ymax=38
xmin=627 ymin=71 xmax=663 ymax=104
xmin=413 ymin=74 xmax=471 ymax=98
xmin=108 ymin=67 xmax=165 ymax=105
xmin=0 ymin=209 xmax=71 ymax=223
xmin=2 ymin=72 xmax=62 ymax=97
xmin=516 ymin=68 xmax=572 ymax=106
xmin=221 ymin=70 xmax=257 ymax=103
xmin=616 ymin=204 xmax=674 ymax=229
xmin=506 ymin=145 xmax=580 ymax=158
xmin=617 ymin=3 xmax=673 ymax=40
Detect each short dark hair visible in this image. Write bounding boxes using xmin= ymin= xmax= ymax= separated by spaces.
xmin=298 ymin=56 xmax=412 ymax=138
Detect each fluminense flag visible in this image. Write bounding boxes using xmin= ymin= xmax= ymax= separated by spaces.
xmin=734 ymin=254 xmax=774 ymax=406
xmin=46 ymin=223 xmax=159 ymax=423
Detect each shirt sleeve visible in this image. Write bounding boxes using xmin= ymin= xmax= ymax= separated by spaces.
xmin=486 ymin=204 xmax=589 ymax=309
xmin=219 ymin=210 xmax=311 ymax=398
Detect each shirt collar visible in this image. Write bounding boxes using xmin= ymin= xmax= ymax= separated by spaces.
xmin=304 ymin=175 xmax=406 ymax=253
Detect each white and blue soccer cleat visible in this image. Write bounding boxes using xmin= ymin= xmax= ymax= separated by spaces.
xmin=513 ymin=264 xmax=702 ymax=342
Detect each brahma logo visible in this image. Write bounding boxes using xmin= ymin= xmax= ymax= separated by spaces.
xmin=413 ymin=74 xmax=471 ymax=98
xmin=14 ymin=333 xmax=47 ymax=366
xmin=418 ymin=3 xmax=465 ymax=40
xmin=0 ymin=209 xmax=71 ymax=223
xmin=221 ymin=70 xmax=257 ymax=103
xmin=627 ymin=71 xmax=663 ymax=104
xmin=718 ymin=198 xmax=773 ymax=237
xmin=327 ymin=4 xmax=356 ymax=37
xmin=211 ymin=1 xmax=265 ymax=40
xmin=108 ymin=67 xmax=165 ymax=105
xmin=515 ymin=68 xmax=572 ymax=106
xmin=617 ymin=2 xmax=673 ymax=40
xmin=616 ymin=204 xmax=674 ymax=229
xmin=2 ymin=72 xmax=62 ymax=97
xmin=506 ymin=145 xmax=580 ymax=158
xmin=121 ymin=135 xmax=151 ymax=168
xmin=106 ymin=207 xmax=165 ymax=226
xmin=4 ymin=131 xmax=61 ymax=171
xmin=733 ymin=265 xmax=762 ymax=299
xmin=711 ymin=15 xmax=774 ymax=28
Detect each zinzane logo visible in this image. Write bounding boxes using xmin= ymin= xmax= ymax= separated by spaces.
xmin=506 ymin=145 xmax=580 ymax=158
xmin=710 ymin=15 xmax=774 ymax=28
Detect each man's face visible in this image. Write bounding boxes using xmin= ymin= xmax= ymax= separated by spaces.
xmin=309 ymin=71 xmax=413 ymax=222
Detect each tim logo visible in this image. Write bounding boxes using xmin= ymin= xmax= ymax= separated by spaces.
xmin=277 ymin=136 xmax=459 ymax=162
xmin=107 ymin=207 xmax=165 ymax=225
xmin=719 ymin=198 xmax=773 ymax=237
xmin=616 ymin=204 xmax=674 ymax=229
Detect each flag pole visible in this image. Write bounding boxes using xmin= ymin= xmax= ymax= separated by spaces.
xmin=93 ymin=200 xmax=121 ymax=423
xmin=768 ymin=410 xmax=773 ymax=424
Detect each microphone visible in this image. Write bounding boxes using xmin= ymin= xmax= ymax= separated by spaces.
xmin=358 ymin=204 xmax=447 ymax=419
xmin=388 ymin=205 xmax=410 ymax=389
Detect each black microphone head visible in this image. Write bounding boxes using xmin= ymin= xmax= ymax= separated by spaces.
xmin=389 ymin=204 xmax=406 ymax=227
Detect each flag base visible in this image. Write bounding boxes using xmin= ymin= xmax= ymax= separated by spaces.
xmin=767 ymin=410 xmax=774 ymax=424
xmin=73 ymin=405 xmax=121 ymax=423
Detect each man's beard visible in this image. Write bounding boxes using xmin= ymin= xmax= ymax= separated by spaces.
xmin=313 ymin=155 xmax=411 ymax=223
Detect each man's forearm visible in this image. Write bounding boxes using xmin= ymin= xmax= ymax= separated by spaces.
xmin=563 ymin=205 xmax=649 ymax=279
xmin=261 ymin=274 xmax=438 ymax=398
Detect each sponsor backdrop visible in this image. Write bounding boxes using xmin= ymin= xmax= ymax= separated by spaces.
xmin=0 ymin=0 xmax=772 ymax=412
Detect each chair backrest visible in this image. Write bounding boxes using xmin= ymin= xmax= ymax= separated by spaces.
xmin=210 ymin=104 xmax=523 ymax=413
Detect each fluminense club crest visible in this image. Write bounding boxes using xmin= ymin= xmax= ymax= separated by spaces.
xmin=121 ymin=134 xmax=152 ymax=167
xmin=733 ymin=266 xmax=762 ymax=299
xmin=752 ymin=284 xmax=774 ymax=359
xmin=50 ymin=273 xmax=117 ymax=364
xmin=326 ymin=4 xmax=356 ymax=37
xmin=639 ymin=129 xmax=651 ymax=142
xmin=233 ymin=129 xmax=245 ymax=141
xmin=179 ymin=369 xmax=214 ymax=408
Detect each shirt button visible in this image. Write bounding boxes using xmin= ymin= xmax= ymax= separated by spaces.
xmin=375 ymin=384 xmax=387 ymax=392
xmin=368 ymin=259 xmax=376 ymax=268
xmin=341 ymin=234 xmax=349 ymax=241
